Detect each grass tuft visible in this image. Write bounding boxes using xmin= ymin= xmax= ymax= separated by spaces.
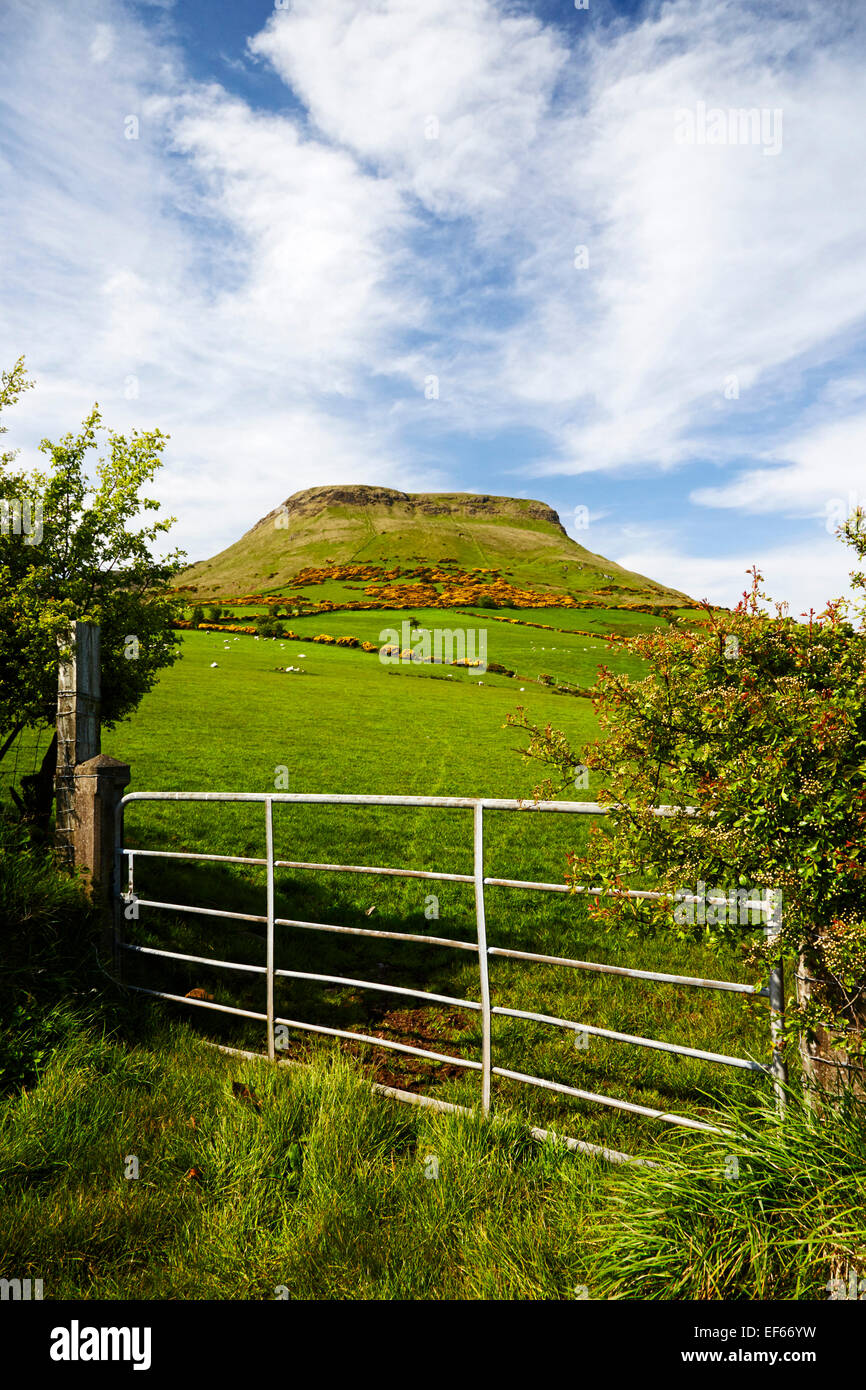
xmin=588 ymin=1092 xmax=866 ymax=1300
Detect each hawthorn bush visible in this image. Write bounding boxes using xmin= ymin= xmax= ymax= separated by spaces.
xmin=507 ymin=516 xmax=866 ymax=1099
xmin=0 ymin=358 xmax=183 ymax=827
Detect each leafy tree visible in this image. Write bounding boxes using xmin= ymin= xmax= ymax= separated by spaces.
xmin=190 ymin=605 xmax=204 ymax=626
xmin=507 ymin=517 xmax=866 ymax=1101
xmin=0 ymin=358 xmax=184 ymax=822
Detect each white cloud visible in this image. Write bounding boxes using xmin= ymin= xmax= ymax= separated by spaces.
xmin=249 ymin=0 xmax=566 ymax=219
xmin=1 ymin=0 xmax=865 ymax=597
xmin=612 ymin=532 xmax=859 ymax=618
xmin=89 ymin=22 xmax=115 ymax=63
xmin=163 ymin=90 xmax=419 ymax=384
xmin=249 ymin=0 xmax=866 ymax=491
xmin=502 ymin=1 xmax=866 ymax=474
xmin=0 ymin=0 xmax=449 ymax=558
xmin=692 ymin=412 xmax=866 ymax=518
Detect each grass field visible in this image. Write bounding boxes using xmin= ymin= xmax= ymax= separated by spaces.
xmin=2 ymin=608 xmax=846 ymax=1303
xmin=98 ymin=623 xmax=778 ymax=1162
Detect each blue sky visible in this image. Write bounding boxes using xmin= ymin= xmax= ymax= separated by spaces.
xmin=2 ymin=0 xmax=866 ymax=612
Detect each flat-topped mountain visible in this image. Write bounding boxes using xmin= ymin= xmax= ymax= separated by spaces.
xmin=180 ymin=484 xmax=690 ymax=608
xmin=258 ymin=484 xmax=566 ymax=530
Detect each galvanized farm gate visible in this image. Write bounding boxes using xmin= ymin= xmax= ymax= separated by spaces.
xmin=114 ymin=792 xmax=787 ymax=1164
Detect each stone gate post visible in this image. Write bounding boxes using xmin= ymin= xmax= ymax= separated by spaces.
xmin=55 ymin=621 xmax=101 ymax=869
xmin=53 ymin=621 xmax=131 ymax=959
xmin=71 ymin=754 xmax=131 ymax=958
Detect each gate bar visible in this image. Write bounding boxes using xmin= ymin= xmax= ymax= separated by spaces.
xmin=275 ymin=915 xmax=478 ymax=950
xmin=274 ymin=967 xmax=481 ymax=1012
xmin=765 ymin=889 xmax=787 ymax=1111
xmin=120 ymin=942 xmax=264 ymax=974
xmin=488 ymin=946 xmax=761 ymax=994
xmin=119 ymin=791 xmax=696 ymax=813
xmin=273 ymin=1013 xmax=482 ymax=1071
xmin=120 ymin=894 xmax=478 ymax=951
xmin=265 ymin=797 xmax=276 ymax=1061
xmin=492 ymin=1004 xmax=767 ymax=1071
xmin=121 ymin=846 xmax=767 ymax=910
xmin=492 ymin=1067 xmax=728 ymax=1133
xmin=473 ymin=803 xmax=493 ymax=1114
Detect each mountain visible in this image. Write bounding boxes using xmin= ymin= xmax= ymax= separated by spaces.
xmin=179 ymin=485 xmax=691 ymax=609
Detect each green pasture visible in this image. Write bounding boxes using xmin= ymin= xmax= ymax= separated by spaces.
xmin=3 ymin=609 xmax=837 ymax=1305
xmin=190 ymin=604 xmax=652 ymax=688
xmin=95 ymin=626 xmax=778 ymax=1162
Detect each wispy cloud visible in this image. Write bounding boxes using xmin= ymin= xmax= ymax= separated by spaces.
xmin=607 ymin=526 xmax=859 ymax=618
xmin=692 ymin=411 xmax=866 ymax=518
xmin=0 ymin=0 xmax=864 ymax=609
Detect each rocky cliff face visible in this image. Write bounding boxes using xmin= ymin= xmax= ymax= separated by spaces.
xmin=257 ymin=484 xmax=566 ymax=534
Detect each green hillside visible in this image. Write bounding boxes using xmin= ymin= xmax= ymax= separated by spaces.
xmin=179 ymin=485 xmax=691 ymax=610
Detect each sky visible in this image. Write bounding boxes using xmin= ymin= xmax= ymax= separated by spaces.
xmin=1 ymin=0 xmax=865 ymax=613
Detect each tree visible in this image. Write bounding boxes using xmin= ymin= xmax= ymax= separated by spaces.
xmin=506 ymin=517 xmax=866 ymax=1102
xmin=0 ymin=358 xmax=185 ymax=822
xmin=256 ymin=614 xmax=281 ymax=639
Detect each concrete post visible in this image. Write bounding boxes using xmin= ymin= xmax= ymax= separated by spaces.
xmin=55 ymin=622 xmax=101 ymax=869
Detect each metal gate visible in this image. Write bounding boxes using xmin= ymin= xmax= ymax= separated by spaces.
xmin=114 ymin=791 xmax=786 ymax=1164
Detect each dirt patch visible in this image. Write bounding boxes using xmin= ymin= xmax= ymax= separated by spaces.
xmin=339 ymin=1005 xmax=476 ymax=1092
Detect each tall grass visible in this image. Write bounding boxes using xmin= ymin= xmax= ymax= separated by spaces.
xmin=588 ymin=1091 xmax=866 ymax=1300
xmin=0 ymin=814 xmax=116 ymax=1091
xmin=0 ymin=1013 xmax=607 ymax=1299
